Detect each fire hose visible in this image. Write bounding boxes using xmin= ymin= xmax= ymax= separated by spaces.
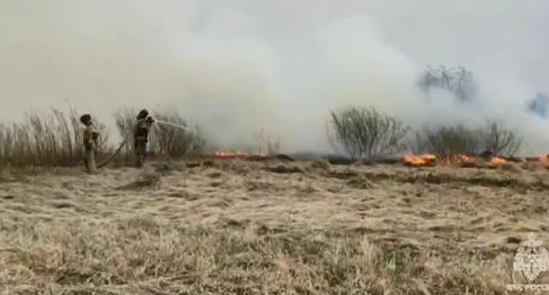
xmin=97 ymin=139 xmax=127 ymax=169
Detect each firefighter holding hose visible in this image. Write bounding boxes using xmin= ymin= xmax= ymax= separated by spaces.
xmin=134 ymin=109 xmax=155 ymax=167
xmin=80 ymin=114 xmax=100 ymax=174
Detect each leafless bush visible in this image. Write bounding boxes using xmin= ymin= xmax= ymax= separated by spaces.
xmin=479 ymin=120 xmax=522 ymax=156
xmin=418 ymin=65 xmax=477 ymax=101
xmin=154 ymin=111 xmax=206 ymax=157
xmin=0 ymin=107 xmax=109 ymax=167
xmin=414 ymin=120 xmax=522 ymax=158
xmin=527 ymin=92 xmax=549 ymax=118
xmin=413 ymin=124 xmax=482 ymax=159
xmin=327 ymin=106 xmax=409 ymax=159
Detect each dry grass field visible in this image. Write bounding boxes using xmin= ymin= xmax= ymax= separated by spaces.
xmin=1 ymin=158 xmax=549 ymax=294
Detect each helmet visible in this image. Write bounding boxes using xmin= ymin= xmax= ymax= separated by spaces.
xmin=137 ymin=109 xmax=149 ymax=119
xmin=80 ymin=114 xmax=91 ymax=125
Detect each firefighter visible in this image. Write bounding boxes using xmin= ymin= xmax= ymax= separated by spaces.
xmin=80 ymin=114 xmax=99 ymax=174
xmin=134 ymin=109 xmax=155 ymax=167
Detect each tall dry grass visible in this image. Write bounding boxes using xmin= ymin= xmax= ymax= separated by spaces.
xmin=0 ymin=105 xmax=209 ymax=172
xmin=0 ymin=107 xmax=109 ymax=168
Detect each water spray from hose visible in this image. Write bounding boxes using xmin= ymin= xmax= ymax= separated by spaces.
xmin=154 ymin=119 xmax=190 ymax=131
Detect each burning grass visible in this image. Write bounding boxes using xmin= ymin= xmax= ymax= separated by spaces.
xmin=399 ymin=151 xmax=549 ymax=169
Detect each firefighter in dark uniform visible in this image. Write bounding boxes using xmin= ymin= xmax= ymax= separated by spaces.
xmin=134 ymin=109 xmax=155 ymax=167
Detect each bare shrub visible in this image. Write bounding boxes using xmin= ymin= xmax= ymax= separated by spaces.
xmin=418 ymin=65 xmax=477 ymax=101
xmin=327 ymin=106 xmax=409 ymax=159
xmin=414 ymin=120 xmax=522 ymax=158
xmin=154 ymin=111 xmax=206 ymax=157
xmin=0 ymin=107 xmax=109 ymax=167
xmin=413 ymin=124 xmax=482 ymax=159
xmin=527 ymin=92 xmax=549 ymax=118
xmin=479 ymin=120 xmax=522 ymax=156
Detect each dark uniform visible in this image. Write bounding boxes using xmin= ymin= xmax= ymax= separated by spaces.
xmin=80 ymin=114 xmax=99 ymax=174
xmin=134 ymin=109 xmax=154 ymax=167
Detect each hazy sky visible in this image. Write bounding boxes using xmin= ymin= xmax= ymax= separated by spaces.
xmin=1 ymin=0 xmax=548 ymax=152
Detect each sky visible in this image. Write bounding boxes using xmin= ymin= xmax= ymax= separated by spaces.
xmin=0 ymin=0 xmax=548 ymax=153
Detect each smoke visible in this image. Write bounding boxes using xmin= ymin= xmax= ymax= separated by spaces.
xmin=1 ymin=0 xmax=548 ymax=154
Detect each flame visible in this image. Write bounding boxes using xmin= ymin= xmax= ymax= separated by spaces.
xmin=454 ymin=154 xmax=473 ymax=163
xmin=402 ymin=153 xmax=436 ymax=166
xmin=214 ymin=150 xmax=249 ymax=158
xmin=401 ymin=152 xmax=508 ymax=166
xmin=401 ymin=153 xmax=475 ymax=166
xmin=214 ymin=148 xmax=273 ymax=158
xmin=490 ymin=157 xmax=507 ymax=164
xmin=212 ymin=149 xmax=549 ymax=165
xmin=401 ymin=152 xmax=494 ymax=166
xmin=538 ymin=155 xmax=549 ymax=163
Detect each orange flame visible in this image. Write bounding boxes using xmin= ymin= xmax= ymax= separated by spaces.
xmin=453 ymin=154 xmax=473 ymax=163
xmin=401 ymin=152 xmax=502 ymax=166
xmin=401 ymin=153 xmax=436 ymax=166
xmin=490 ymin=157 xmax=507 ymax=164
xmin=214 ymin=150 xmax=249 ymax=158
xmin=538 ymin=155 xmax=549 ymax=163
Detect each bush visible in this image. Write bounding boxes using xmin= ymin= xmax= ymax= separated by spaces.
xmin=327 ymin=106 xmax=409 ymax=159
xmin=527 ymin=92 xmax=549 ymax=118
xmin=114 ymin=108 xmax=206 ymax=159
xmin=414 ymin=120 xmax=522 ymax=159
xmin=0 ymin=107 xmax=110 ymax=167
xmin=417 ymin=65 xmax=477 ymax=102
xmin=480 ymin=120 xmax=522 ymax=156
xmin=154 ymin=111 xmax=206 ymax=157
xmin=413 ymin=124 xmax=482 ymax=159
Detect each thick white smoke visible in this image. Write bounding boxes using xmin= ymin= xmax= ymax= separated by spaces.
xmin=0 ymin=0 xmax=548 ymax=154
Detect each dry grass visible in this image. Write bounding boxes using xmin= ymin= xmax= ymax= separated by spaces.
xmin=1 ymin=159 xmax=548 ymax=294
xmin=0 ymin=108 xmax=110 ymax=168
